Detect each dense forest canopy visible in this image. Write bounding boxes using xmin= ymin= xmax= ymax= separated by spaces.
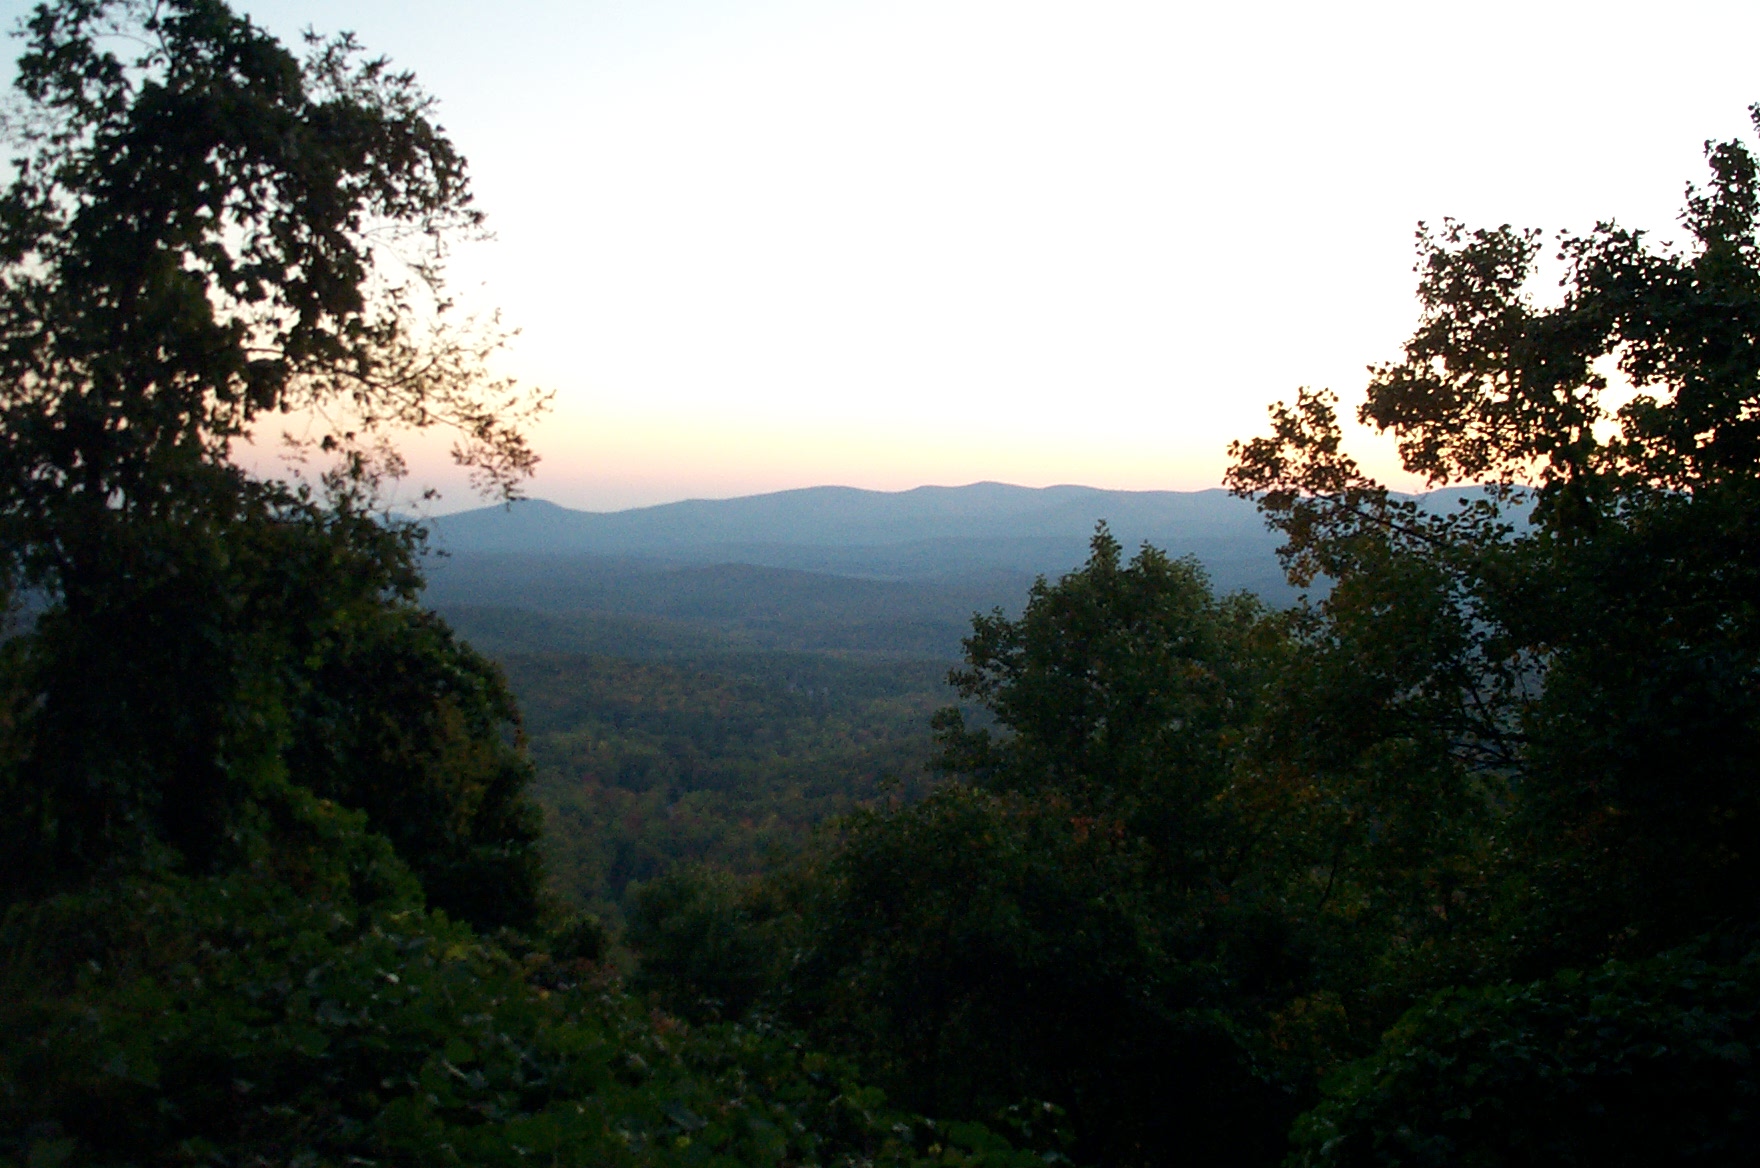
xmin=627 ymin=111 xmax=1760 ymax=1164
xmin=2 ymin=2 xmax=1759 ymax=1166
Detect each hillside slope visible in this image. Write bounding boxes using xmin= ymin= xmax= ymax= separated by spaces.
xmin=424 ymin=483 xmax=1279 ymax=583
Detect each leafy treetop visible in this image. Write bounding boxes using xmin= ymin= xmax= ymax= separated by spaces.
xmin=0 ymin=0 xmax=546 ymax=597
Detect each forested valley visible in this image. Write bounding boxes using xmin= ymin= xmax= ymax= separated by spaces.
xmin=4 ymin=3 xmax=1760 ymax=1166
xmin=480 ymin=634 xmax=949 ymax=922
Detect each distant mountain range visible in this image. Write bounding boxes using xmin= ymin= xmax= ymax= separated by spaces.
xmin=424 ymin=482 xmax=1288 ymax=587
xmin=423 ymin=482 xmax=1526 ymax=659
xmin=419 ymin=484 xmax=1296 ymax=660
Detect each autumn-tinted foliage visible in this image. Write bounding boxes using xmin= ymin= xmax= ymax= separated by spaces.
xmin=625 ymin=106 xmax=1760 ymax=1167
xmin=509 ymin=648 xmax=945 ymax=920
xmin=7 ymin=1 xmax=1760 ymax=1164
xmin=0 ymin=6 xmax=1068 ymax=1166
xmin=617 ymin=539 xmax=1312 ymax=1164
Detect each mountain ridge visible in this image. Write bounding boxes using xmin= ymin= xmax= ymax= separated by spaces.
xmin=424 ymin=482 xmax=1275 ymax=568
xmin=418 ymin=484 xmax=1303 ymax=657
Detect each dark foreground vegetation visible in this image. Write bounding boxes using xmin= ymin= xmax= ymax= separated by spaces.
xmin=3 ymin=3 xmax=1759 ymax=1166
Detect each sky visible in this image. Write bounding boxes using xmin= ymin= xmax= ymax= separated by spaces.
xmin=9 ymin=0 xmax=1760 ymax=511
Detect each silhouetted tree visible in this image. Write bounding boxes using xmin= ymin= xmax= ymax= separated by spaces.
xmin=0 ymin=0 xmax=547 ymax=926
xmin=1230 ymin=104 xmax=1760 ymax=1165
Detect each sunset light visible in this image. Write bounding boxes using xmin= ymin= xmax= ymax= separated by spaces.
xmin=174 ymin=0 xmax=1760 ymax=509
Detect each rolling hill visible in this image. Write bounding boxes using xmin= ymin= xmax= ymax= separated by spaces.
xmin=418 ymin=483 xmax=1296 ymax=658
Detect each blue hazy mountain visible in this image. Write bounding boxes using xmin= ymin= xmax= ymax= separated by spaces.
xmin=424 ymin=482 xmax=1285 ymax=585
xmin=420 ymin=482 xmax=1522 ymax=659
xmin=419 ymin=484 xmax=1295 ymax=659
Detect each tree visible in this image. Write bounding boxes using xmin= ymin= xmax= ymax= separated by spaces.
xmin=1227 ymin=103 xmax=1760 ymax=1163
xmin=284 ymin=599 xmax=545 ymax=930
xmin=933 ymin=527 xmax=1267 ymax=833
xmin=0 ymin=0 xmax=544 ymax=536
xmin=0 ymin=0 xmax=549 ymax=925
xmin=625 ymin=864 xmax=783 ymax=1023
xmin=782 ymin=782 xmax=1299 ymax=1168
xmin=0 ymin=11 xmax=1060 ymax=1165
xmin=1227 ymin=111 xmax=1760 ymax=972
xmin=767 ymin=533 xmax=1310 ymax=1166
xmin=1291 ymin=940 xmax=1760 ymax=1167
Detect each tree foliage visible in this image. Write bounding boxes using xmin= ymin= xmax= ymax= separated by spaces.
xmin=0 ymin=8 xmax=1061 ymax=1165
xmin=0 ymin=0 xmax=543 ymax=532
xmin=625 ymin=537 xmax=1312 ymax=1165
xmin=9 ymin=2 xmax=1760 ymax=1163
xmin=1221 ymin=104 xmax=1760 ymax=1160
xmin=1227 ymin=111 xmax=1760 ymax=972
xmin=622 ymin=101 xmax=1760 ymax=1168
xmin=0 ymin=786 xmax=1047 ymax=1168
xmin=1292 ymin=942 xmax=1760 ymax=1167
xmin=0 ymin=0 xmax=549 ymax=924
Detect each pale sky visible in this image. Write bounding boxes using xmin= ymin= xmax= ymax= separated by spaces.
xmin=11 ymin=1 xmax=1760 ymax=510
